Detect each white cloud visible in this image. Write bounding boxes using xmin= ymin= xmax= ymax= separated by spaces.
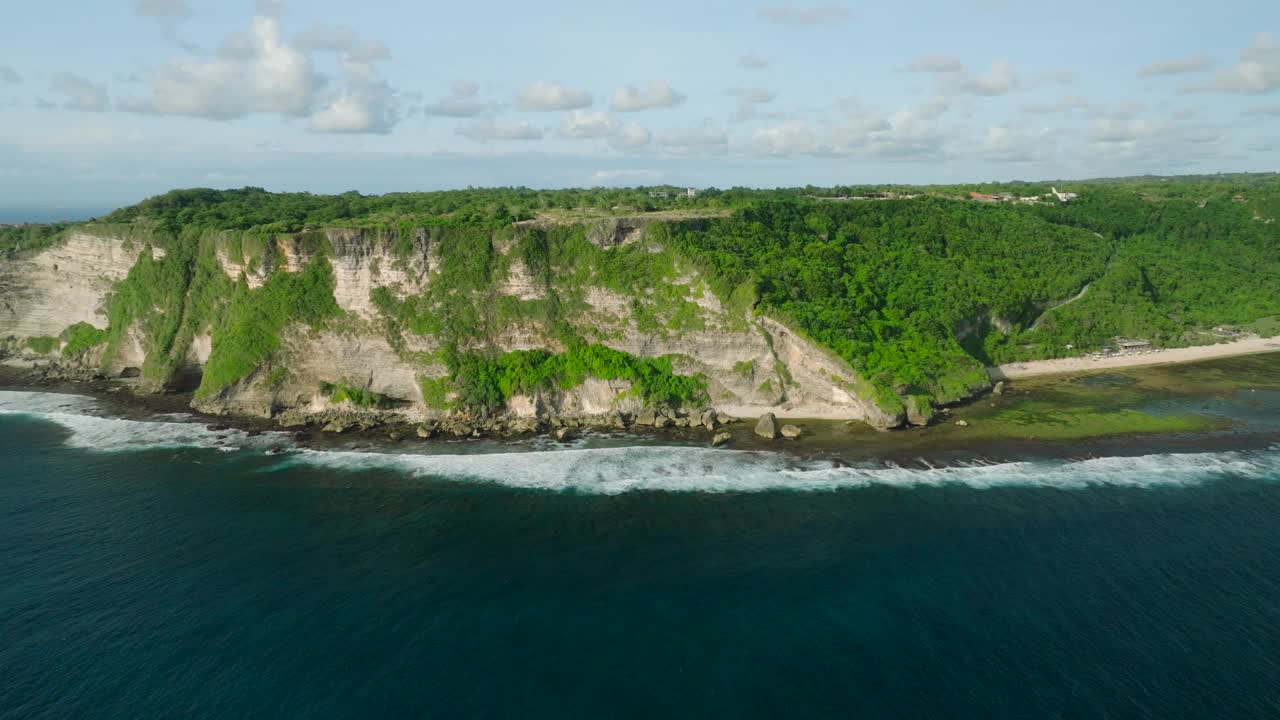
xmin=457 ymin=117 xmax=543 ymax=142
xmin=729 ymin=87 xmax=776 ymax=121
xmin=972 ymin=125 xmax=1056 ymax=163
xmin=1021 ymin=95 xmax=1089 ymax=114
xmin=588 ymin=169 xmax=664 ymax=186
xmin=294 ymin=24 xmax=391 ymax=63
xmin=515 ymin=80 xmax=592 ymax=111
xmin=559 ymin=110 xmax=619 ymax=138
xmin=0 ymin=65 xmax=19 ymax=84
xmin=423 ymin=80 xmax=492 ymax=117
xmin=609 ymin=123 xmax=652 ymax=151
xmin=1200 ymin=32 xmax=1280 ymax=93
xmin=955 ymin=59 xmax=1019 ymax=96
xmin=134 ymin=0 xmax=190 ymax=18
xmin=1139 ymin=53 xmax=1211 ymax=77
xmin=757 ymin=3 xmax=849 ymax=26
xmin=752 ymin=104 xmax=944 ymax=160
xmin=738 ymin=52 xmax=770 ymax=70
xmin=1244 ymin=104 xmax=1280 ymax=116
xmin=655 ymin=126 xmax=729 ymax=154
xmin=50 ymin=73 xmax=109 ymax=112
xmin=610 ymin=81 xmax=686 ymax=112
xmin=424 ymin=96 xmax=494 ymax=117
xmin=121 ymin=15 xmax=324 ymax=119
xmin=120 ymin=12 xmax=399 ymax=133
xmin=905 ymin=55 xmax=965 ymax=74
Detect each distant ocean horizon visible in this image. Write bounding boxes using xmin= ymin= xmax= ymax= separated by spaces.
xmin=0 ymin=208 xmax=114 ymax=225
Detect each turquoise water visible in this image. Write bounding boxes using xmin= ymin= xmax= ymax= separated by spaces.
xmin=2 ymin=391 xmax=1279 ymax=718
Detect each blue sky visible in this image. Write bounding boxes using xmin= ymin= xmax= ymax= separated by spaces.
xmin=1 ymin=0 xmax=1277 ymax=208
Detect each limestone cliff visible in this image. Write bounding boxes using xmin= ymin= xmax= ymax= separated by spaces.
xmin=0 ymin=221 xmax=906 ymax=429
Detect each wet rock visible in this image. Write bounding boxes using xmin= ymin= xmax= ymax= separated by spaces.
xmin=206 ymin=424 xmax=229 ymax=432
xmin=754 ymin=413 xmax=780 ymax=440
xmin=711 ymin=431 xmax=732 ymax=447
xmin=955 ymin=420 xmax=970 ymax=427
xmin=118 ymin=367 xmax=141 ymax=379
xmin=416 ymin=424 xmax=436 ymax=439
xmin=780 ymin=424 xmax=803 ymax=439
xmin=635 ymin=410 xmax=658 ymax=427
xmin=993 ymin=381 xmax=1005 ymax=396
xmin=700 ymin=408 xmax=719 ymax=431
xmin=655 ymin=415 xmax=674 ymax=429
xmin=387 ymin=431 xmax=403 ymax=442
xmin=553 ymin=427 xmax=575 ymax=442
xmin=716 ymin=411 xmax=739 ymax=425
xmin=322 ymin=420 xmax=350 ymax=434
xmin=906 ymin=403 xmax=932 ymax=427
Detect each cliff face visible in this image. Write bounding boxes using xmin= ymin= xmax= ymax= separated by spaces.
xmin=0 ymin=221 xmax=904 ymax=428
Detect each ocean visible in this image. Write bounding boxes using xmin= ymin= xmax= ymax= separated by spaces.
xmin=2 ymin=388 xmax=1279 ymax=718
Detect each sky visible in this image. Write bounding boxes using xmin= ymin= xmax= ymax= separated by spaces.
xmin=1 ymin=0 xmax=1278 ymax=209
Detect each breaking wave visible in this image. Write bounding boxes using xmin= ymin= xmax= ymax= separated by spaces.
xmin=3 ymin=390 xmax=1277 ymax=494
xmin=279 ymin=445 xmax=1280 ymax=494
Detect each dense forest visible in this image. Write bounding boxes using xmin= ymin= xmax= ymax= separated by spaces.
xmin=9 ymin=173 xmax=1278 ymax=413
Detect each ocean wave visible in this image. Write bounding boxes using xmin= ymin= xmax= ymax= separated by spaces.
xmin=3 ymin=390 xmax=1277 ymax=494
xmin=277 ymin=445 xmax=1280 ymax=494
xmin=0 ymin=390 xmax=279 ymax=452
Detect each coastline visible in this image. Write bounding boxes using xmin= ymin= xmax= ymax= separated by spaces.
xmin=990 ymin=336 xmax=1280 ymax=381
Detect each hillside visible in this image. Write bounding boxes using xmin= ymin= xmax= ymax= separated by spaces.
xmin=1 ymin=174 xmax=1277 ymax=429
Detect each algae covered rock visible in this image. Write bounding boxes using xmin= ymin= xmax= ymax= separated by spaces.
xmin=754 ymin=413 xmax=780 ymax=439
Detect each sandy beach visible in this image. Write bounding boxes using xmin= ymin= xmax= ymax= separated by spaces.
xmin=991 ymin=335 xmax=1280 ymax=380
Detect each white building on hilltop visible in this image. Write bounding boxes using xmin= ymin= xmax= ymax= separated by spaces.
xmin=1050 ymin=187 xmax=1079 ymax=203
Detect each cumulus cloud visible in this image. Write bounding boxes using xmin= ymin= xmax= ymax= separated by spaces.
xmin=1139 ymin=53 xmax=1212 ymax=77
xmin=422 ymin=80 xmax=492 ymax=117
xmin=49 ymin=73 xmax=109 ymax=112
xmin=757 ymin=3 xmax=849 ymax=26
xmin=120 ymin=16 xmax=324 ymax=119
xmin=559 ymin=110 xmax=619 ymax=138
xmin=752 ymin=104 xmax=944 ymax=160
xmin=905 ymin=55 xmax=965 ymax=74
xmin=610 ymin=81 xmax=686 ymax=112
xmin=588 ymin=169 xmax=664 ymax=185
xmin=609 ymin=123 xmax=652 ymax=151
xmin=515 ymin=80 xmax=592 ymax=111
xmin=738 ymin=52 xmax=770 ymax=70
xmin=457 ymin=117 xmax=543 ymax=142
xmin=729 ymin=86 xmax=776 ymax=121
xmin=972 ymin=125 xmax=1056 ymax=163
xmin=120 ymin=12 xmax=399 ymax=133
xmin=1021 ymin=95 xmax=1089 ymax=114
xmin=1198 ymin=32 xmax=1280 ymax=93
xmin=1087 ymin=116 xmax=1224 ymax=165
xmin=0 ymin=65 xmax=19 ymax=84
xmin=655 ymin=126 xmax=729 ymax=154
xmin=134 ymin=0 xmax=190 ymax=18
xmin=955 ymin=59 xmax=1019 ymax=96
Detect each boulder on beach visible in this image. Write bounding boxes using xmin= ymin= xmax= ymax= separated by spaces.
xmin=755 ymin=413 xmax=780 ymax=439
xmin=781 ymin=424 xmax=803 ymax=439
xmin=712 ymin=431 xmax=732 ymax=447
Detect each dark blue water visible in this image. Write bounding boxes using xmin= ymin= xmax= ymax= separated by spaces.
xmin=3 ymin=402 xmax=1280 ymax=718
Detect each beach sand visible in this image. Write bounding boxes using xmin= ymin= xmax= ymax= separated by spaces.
xmin=991 ymin=336 xmax=1280 ymax=380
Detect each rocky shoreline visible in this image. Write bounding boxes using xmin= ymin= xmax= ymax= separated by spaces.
xmin=0 ymin=362 xmax=813 ymax=448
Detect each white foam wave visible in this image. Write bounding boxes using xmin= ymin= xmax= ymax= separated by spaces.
xmin=0 ymin=390 xmax=276 ymax=452
xmin=3 ymin=390 xmax=1277 ymax=494
xmin=278 ymin=445 xmax=1280 ymax=495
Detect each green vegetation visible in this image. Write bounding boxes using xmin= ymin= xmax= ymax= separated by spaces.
xmin=25 ymin=336 xmax=58 ymax=354
xmin=319 ymin=381 xmax=390 ymax=408
xmin=47 ymin=173 xmax=1278 ymax=415
xmin=733 ymin=359 xmax=756 ymax=377
xmin=1 ymin=224 xmax=71 ymax=258
xmin=444 ymin=343 xmax=707 ymax=416
xmin=59 ymin=322 xmax=107 ymax=357
xmin=197 ymin=254 xmax=339 ymax=399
